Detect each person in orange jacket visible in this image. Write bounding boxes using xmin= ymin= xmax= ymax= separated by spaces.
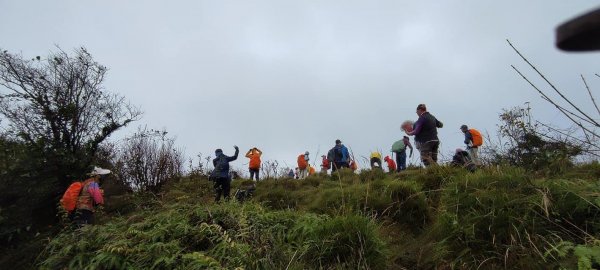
xmin=245 ymin=147 xmax=262 ymax=181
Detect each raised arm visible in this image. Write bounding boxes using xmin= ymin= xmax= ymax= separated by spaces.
xmin=228 ymin=146 xmax=240 ymax=162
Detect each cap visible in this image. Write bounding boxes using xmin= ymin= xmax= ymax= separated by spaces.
xmin=305 ymin=151 xmax=309 ymax=155
xmin=215 ymin=149 xmax=223 ymax=155
xmin=335 ymin=139 xmax=341 ymax=144
xmin=90 ymin=166 xmax=111 ymax=176
xmin=416 ymin=104 xmax=427 ymax=111
xmin=460 ymin=125 xmax=468 ymax=130
xmin=455 ymin=148 xmax=464 ymax=154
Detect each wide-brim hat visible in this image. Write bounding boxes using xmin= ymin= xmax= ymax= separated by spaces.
xmin=90 ymin=166 xmax=111 ymax=176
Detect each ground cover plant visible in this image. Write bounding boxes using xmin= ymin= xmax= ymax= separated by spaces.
xmin=34 ymin=163 xmax=600 ymax=269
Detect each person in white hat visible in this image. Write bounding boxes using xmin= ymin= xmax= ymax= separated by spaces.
xmin=74 ymin=166 xmax=110 ymax=225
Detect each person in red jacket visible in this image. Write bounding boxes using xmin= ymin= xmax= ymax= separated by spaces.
xmin=384 ymin=156 xmax=397 ymax=173
xmin=245 ymin=147 xmax=262 ymax=181
xmin=320 ymin=155 xmax=330 ymax=173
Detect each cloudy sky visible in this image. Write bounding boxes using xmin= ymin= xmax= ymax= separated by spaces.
xmin=1 ymin=1 xmax=599 ymax=172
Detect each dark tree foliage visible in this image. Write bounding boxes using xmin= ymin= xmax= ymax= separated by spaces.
xmin=0 ymin=47 xmax=141 ymax=183
xmin=0 ymin=47 xmax=140 ymax=258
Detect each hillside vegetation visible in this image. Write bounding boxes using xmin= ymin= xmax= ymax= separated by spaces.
xmin=36 ymin=164 xmax=600 ymax=269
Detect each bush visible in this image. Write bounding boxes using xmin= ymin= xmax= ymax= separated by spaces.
xmin=38 ymin=201 xmax=388 ymax=269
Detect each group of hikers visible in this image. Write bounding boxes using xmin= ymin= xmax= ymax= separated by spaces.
xmin=61 ymin=103 xmax=484 ymax=223
xmin=209 ymin=103 xmax=484 ymax=202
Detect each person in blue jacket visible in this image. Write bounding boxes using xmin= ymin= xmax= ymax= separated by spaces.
xmin=211 ymin=145 xmax=239 ymax=202
xmin=327 ymin=139 xmax=351 ymax=172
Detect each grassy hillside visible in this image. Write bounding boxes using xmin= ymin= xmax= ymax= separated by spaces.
xmin=37 ymin=164 xmax=600 ymax=269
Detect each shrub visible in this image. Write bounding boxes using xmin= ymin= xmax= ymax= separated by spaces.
xmin=38 ymin=200 xmax=388 ymax=270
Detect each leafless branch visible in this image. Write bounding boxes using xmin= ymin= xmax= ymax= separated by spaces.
xmin=507 ymin=39 xmax=599 ymax=127
xmin=581 ymin=74 xmax=600 ymax=116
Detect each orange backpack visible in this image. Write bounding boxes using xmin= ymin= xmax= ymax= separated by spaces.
xmin=297 ymin=155 xmax=308 ymax=170
xmin=350 ymin=160 xmax=358 ymax=171
xmin=469 ymin=129 xmax=483 ymax=147
xmin=249 ymin=155 xmax=261 ymax=170
xmin=60 ymin=181 xmax=84 ymax=212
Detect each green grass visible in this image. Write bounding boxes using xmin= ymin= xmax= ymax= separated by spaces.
xmin=34 ymin=164 xmax=600 ymax=269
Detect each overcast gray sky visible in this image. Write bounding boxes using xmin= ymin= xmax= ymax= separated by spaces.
xmin=1 ymin=1 xmax=599 ymax=172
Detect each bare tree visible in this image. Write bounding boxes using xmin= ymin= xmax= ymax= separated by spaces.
xmin=116 ymin=127 xmax=183 ymax=193
xmin=261 ymin=160 xmax=280 ymax=180
xmin=0 ymin=47 xmax=141 ymax=184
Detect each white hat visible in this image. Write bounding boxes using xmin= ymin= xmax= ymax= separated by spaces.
xmin=90 ymin=166 xmax=111 ymax=176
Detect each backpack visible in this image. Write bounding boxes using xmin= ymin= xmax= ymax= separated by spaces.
xmin=334 ymin=147 xmax=343 ymax=162
xmin=297 ymin=154 xmax=308 ymax=170
xmin=391 ymin=140 xmax=405 ymax=152
xmin=249 ymin=155 xmax=261 ymax=170
xmin=469 ymin=129 xmax=483 ymax=147
xmin=327 ymin=149 xmax=334 ymax=161
xmin=322 ymin=158 xmax=331 ymax=169
xmin=60 ymin=181 xmax=84 ymax=212
xmin=349 ymin=160 xmax=358 ymax=171
xmin=212 ymin=156 xmax=229 ymax=177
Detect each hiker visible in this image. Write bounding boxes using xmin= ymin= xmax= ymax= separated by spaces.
xmin=294 ymin=167 xmax=299 ymax=179
xmin=391 ymin=136 xmax=414 ymax=171
xmin=370 ymin=151 xmax=383 ymax=169
xmin=460 ymin=125 xmax=483 ymax=166
xmin=308 ymin=165 xmax=316 ymax=176
xmin=405 ymin=104 xmax=443 ymax=167
xmin=327 ymin=139 xmax=351 ymax=172
xmin=320 ymin=155 xmax=331 ymax=173
xmin=297 ymin=151 xmax=310 ymax=179
xmin=211 ymin=145 xmax=239 ymax=202
xmin=234 ymin=180 xmax=256 ymax=202
xmin=288 ymin=169 xmax=295 ymax=178
xmin=245 ymin=147 xmax=262 ymax=181
xmin=451 ymin=148 xmax=476 ymax=172
xmin=384 ymin=156 xmax=397 ymax=172
xmin=73 ymin=166 xmax=110 ymax=226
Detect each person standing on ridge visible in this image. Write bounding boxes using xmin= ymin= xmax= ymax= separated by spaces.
xmin=297 ymin=151 xmax=310 ymax=179
xmin=460 ymin=125 xmax=483 ymax=166
xmin=211 ymin=145 xmax=239 ymax=202
xmin=391 ymin=136 xmax=414 ymax=171
xmin=328 ymin=139 xmax=350 ymax=172
xmin=405 ymin=104 xmax=443 ymax=167
xmin=245 ymin=147 xmax=262 ymax=181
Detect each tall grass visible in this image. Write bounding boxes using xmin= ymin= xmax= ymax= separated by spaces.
xmin=37 ymin=164 xmax=600 ymax=269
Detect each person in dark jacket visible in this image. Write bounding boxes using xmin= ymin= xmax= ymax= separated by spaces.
xmin=406 ymin=104 xmax=443 ymax=167
xmin=211 ymin=145 xmax=239 ymax=202
xmin=327 ymin=139 xmax=351 ymax=172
